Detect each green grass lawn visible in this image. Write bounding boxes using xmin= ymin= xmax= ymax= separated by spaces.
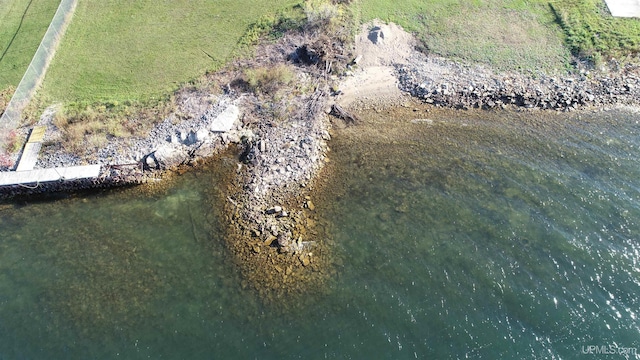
xmin=356 ymin=0 xmax=572 ymax=72
xmin=0 ymin=0 xmax=59 ymax=91
xmin=39 ymin=0 xmax=301 ymax=104
xmin=356 ymin=0 xmax=640 ymax=72
xmin=16 ymin=0 xmax=640 ymax=113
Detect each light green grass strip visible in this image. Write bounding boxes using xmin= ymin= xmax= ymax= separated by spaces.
xmin=40 ymin=0 xmax=300 ymax=104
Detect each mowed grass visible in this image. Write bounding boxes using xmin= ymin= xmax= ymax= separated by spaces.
xmin=0 ymin=0 xmax=59 ymax=91
xmin=357 ymin=0 xmax=640 ymax=72
xmin=39 ymin=0 xmax=301 ymax=104
xmin=356 ymin=0 xmax=572 ymax=72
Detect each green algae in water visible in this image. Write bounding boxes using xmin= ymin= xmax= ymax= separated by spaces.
xmin=0 ymin=108 xmax=639 ymax=358
xmin=0 ymin=163 xmax=262 ymax=357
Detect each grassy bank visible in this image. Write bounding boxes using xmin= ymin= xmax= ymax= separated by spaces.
xmin=0 ymin=0 xmax=59 ymax=91
xmin=39 ymin=0 xmax=301 ymax=104
xmin=12 ymin=0 xmax=640 ymax=156
xmin=550 ymin=0 xmax=640 ymax=65
xmin=35 ymin=0 xmax=640 ymax=106
xmin=356 ymin=0 xmax=639 ymax=72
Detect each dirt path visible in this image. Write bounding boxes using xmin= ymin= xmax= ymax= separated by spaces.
xmin=336 ymin=21 xmax=414 ymax=108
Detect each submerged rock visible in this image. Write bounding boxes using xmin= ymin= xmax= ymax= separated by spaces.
xmin=276 ymin=232 xmax=292 ymax=251
xmin=299 ymin=255 xmax=311 ymax=267
xmin=306 ymin=200 xmax=315 ymax=211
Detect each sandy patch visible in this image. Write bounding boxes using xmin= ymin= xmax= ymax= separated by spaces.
xmin=336 ymin=21 xmax=416 ymax=108
xmin=337 ymin=66 xmax=403 ymax=107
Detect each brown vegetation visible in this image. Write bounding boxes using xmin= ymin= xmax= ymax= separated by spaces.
xmin=0 ymin=87 xmax=14 ymax=117
xmin=51 ymin=100 xmax=175 ymax=154
xmin=243 ymin=64 xmax=295 ymax=95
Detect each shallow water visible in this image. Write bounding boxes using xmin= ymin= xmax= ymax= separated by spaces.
xmin=1 ymin=108 xmax=639 ymax=359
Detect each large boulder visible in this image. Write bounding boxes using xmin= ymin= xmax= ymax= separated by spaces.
xmin=152 ymin=144 xmax=188 ymax=169
xmin=210 ymin=104 xmax=239 ymax=132
xmin=294 ymin=44 xmax=321 ymax=65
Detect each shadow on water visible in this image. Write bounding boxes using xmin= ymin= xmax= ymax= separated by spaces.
xmin=0 ymin=104 xmax=639 ymax=358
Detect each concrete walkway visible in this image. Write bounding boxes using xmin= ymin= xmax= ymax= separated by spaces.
xmin=605 ymin=0 xmax=640 ymax=17
xmin=0 ymin=125 xmax=102 ymax=187
xmin=15 ymin=126 xmax=46 ymax=171
xmin=0 ymin=165 xmax=101 ymax=186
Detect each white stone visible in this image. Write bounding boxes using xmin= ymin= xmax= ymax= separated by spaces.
xmin=196 ymin=128 xmax=210 ymax=142
xmin=145 ymin=155 xmax=157 ymax=168
xmin=210 ymin=104 xmax=240 ymax=132
xmin=267 ymin=206 xmax=282 ymax=215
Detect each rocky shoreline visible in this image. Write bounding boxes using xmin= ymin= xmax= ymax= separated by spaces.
xmin=219 ymin=89 xmax=334 ymax=300
xmin=396 ymin=54 xmax=640 ymax=112
xmin=199 ymin=34 xmax=340 ymax=300
xmin=2 ymin=29 xmax=339 ymax=298
xmin=6 ymin=25 xmax=640 ymax=200
xmin=4 ymin=21 xmax=640 ymax=297
xmin=0 ymin=89 xmax=260 ymax=199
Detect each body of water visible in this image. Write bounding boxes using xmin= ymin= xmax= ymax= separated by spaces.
xmin=0 ymin=106 xmax=639 ymax=359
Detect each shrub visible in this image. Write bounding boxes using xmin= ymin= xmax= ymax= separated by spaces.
xmin=52 ymin=98 xmax=173 ymax=154
xmin=304 ymin=0 xmax=340 ymax=28
xmin=237 ymin=9 xmax=305 ymax=49
xmin=244 ymin=65 xmax=294 ymax=94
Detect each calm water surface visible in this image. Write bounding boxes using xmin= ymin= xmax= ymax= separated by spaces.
xmin=1 ymin=108 xmax=639 ymax=359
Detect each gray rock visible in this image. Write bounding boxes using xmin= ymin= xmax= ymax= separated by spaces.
xmin=368 ymin=26 xmax=387 ymax=45
xmin=153 ymin=144 xmax=187 ymax=169
xmin=179 ymin=130 xmax=198 ymax=146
